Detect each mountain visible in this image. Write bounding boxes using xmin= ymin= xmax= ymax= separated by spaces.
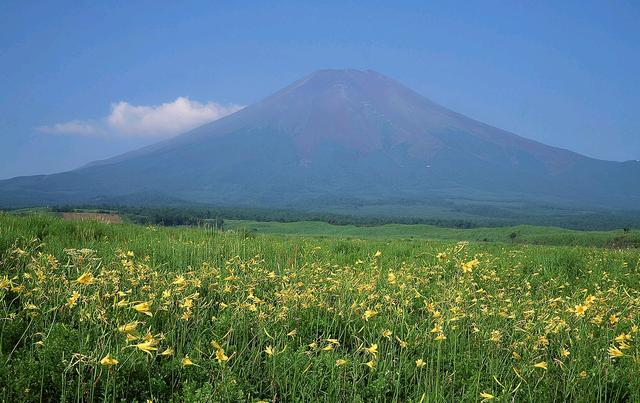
xmin=1 ymin=69 xmax=639 ymax=214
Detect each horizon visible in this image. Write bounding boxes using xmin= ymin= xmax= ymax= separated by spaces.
xmin=1 ymin=2 xmax=639 ymax=179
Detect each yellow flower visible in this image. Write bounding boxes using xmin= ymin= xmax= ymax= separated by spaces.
xmin=537 ymin=336 xmax=549 ymax=349
xmin=365 ymin=360 xmax=376 ymax=369
xmin=100 ymin=353 xmax=118 ymax=366
xmin=395 ymin=336 xmax=408 ymax=348
xmin=287 ymin=329 xmax=297 ymax=337
xmin=615 ymin=333 xmax=632 ymax=343
xmin=560 ymin=348 xmax=570 ymax=357
xmin=608 ymin=346 xmax=624 ymax=358
xmin=374 ymin=250 xmax=382 ymax=258
xmin=172 ymin=275 xmax=187 ymax=287
xmin=381 ymin=329 xmax=392 ymax=339
xmin=534 ymin=361 xmax=547 ymax=370
xmin=66 ymin=291 xmax=80 ymax=308
xmin=210 ymin=340 xmax=222 ymax=350
xmin=364 ymin=343 xmax=378 ymax=356
xmin=574 ymin=304 xmax=588 ymax=317
xmin=215 ymin=348 xmax=229 ymax=363
xmin=415 ymin=358 xmax=426 ymax=368
xmin=160 ymin=347 xmax=174 ymax=356
xmin=118 ymin=321 xmax=139 ymax=334
xmin=264 ymin=345 xmax=274 ymax=357
xmin=461 ymin=259 xmax=479 ymax=273
xmin=182 ymin=355 xmax=194 ymax=367
xmin=609 ymin=314 xmax=619 ymax=325
xmin=75 ymin=272 xmax=94 ymax=285
xmin=362 ymin=309 xmax=378 ymax=321
xmin=133 ymin=301 xmax=153 ymax=317
xmin=480 ymin=392 xmax=495 ymax=401
xmin=435 ymin=333 xmax=446 ymax=341
xmin=436 ymin=252 xmax=447 ymax=261
xmin=579 ymin=371 xmax=588 ymax=378
xmin=180 ymin=298 xmax=193 ymax=309
xmin=387 ymin=272 xmax=396 ymax=284
xmin=489 ymin=330 xmax=502 ymax=343
xmin=335 ymin=359 xmax=347 ymax=366
xmin=0 ymin=275 xmax=11 ymax=290
xmin=322 ymin=344 xmax=334 ymax=351
xmin=133 ymin=340 xmax=158 ymax=355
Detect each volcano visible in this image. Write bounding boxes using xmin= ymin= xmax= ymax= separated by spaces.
xmin=1 ymin=69 xmax=639 ymax=212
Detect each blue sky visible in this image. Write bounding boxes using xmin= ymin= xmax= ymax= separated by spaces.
xmin=1 ymin=1 xmax=639 ymax=179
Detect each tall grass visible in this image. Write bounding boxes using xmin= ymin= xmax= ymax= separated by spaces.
xmin=0 ymin=213 xmax=639 ymax=401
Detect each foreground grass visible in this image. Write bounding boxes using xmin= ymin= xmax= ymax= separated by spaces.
xmin=225 ymin=219 xmax=640 ymax=248
xmin=1 ymin=213 xmax=639 ymax=402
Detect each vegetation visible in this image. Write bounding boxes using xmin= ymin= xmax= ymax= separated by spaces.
xmin=41 ymin=203 xmax=640 ymax=231
xmin=1 ymin=213 xmax=639 ymax=401
xmin=51 ymin=206 xmax=224 ymax=229
xmin=225 ymin=220 xmax=640 ymax=248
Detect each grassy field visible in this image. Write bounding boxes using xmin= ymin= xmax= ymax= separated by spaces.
xmin=1 ymin=213 xmax=639 ymax=401
xmin=225 ymin=219 xmax=640 ymax=248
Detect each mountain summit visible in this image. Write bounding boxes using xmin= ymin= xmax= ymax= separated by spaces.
xmin=2 ymin=69 xmax=639 ymax=211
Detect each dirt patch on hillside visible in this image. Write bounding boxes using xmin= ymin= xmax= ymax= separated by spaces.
xmin=61 ymin=212 xmax=123 ymax=224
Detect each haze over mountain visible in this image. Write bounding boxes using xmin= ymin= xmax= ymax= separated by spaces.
xmin=1 ymin=69 xmax=639 ymax=213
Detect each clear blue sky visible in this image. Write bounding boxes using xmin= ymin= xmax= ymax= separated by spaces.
xmin=1 ymin=1 xmax=639 ymax=179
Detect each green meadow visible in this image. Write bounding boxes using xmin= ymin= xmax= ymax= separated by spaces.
xmin=225 ymin=219 xmax=640 ymax=248
xmin=1 ymin=213 xmax=639 ymax=402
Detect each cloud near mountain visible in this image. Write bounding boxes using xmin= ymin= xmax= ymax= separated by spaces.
xmin=36 ymin=97 xmax=243 ymax=138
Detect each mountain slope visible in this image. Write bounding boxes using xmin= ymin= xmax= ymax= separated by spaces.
xmin=1 ymin=69 xmax=639 ymax=211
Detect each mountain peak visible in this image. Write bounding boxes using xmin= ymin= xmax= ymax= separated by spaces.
xmin=272 ymin=68 xmax=392 ymax=99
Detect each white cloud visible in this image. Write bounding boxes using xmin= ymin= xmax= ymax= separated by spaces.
xmin=37 ymin=97 xmax=243 ymax=138
xmin=36 ymin=120 xmax=101 ymax=135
